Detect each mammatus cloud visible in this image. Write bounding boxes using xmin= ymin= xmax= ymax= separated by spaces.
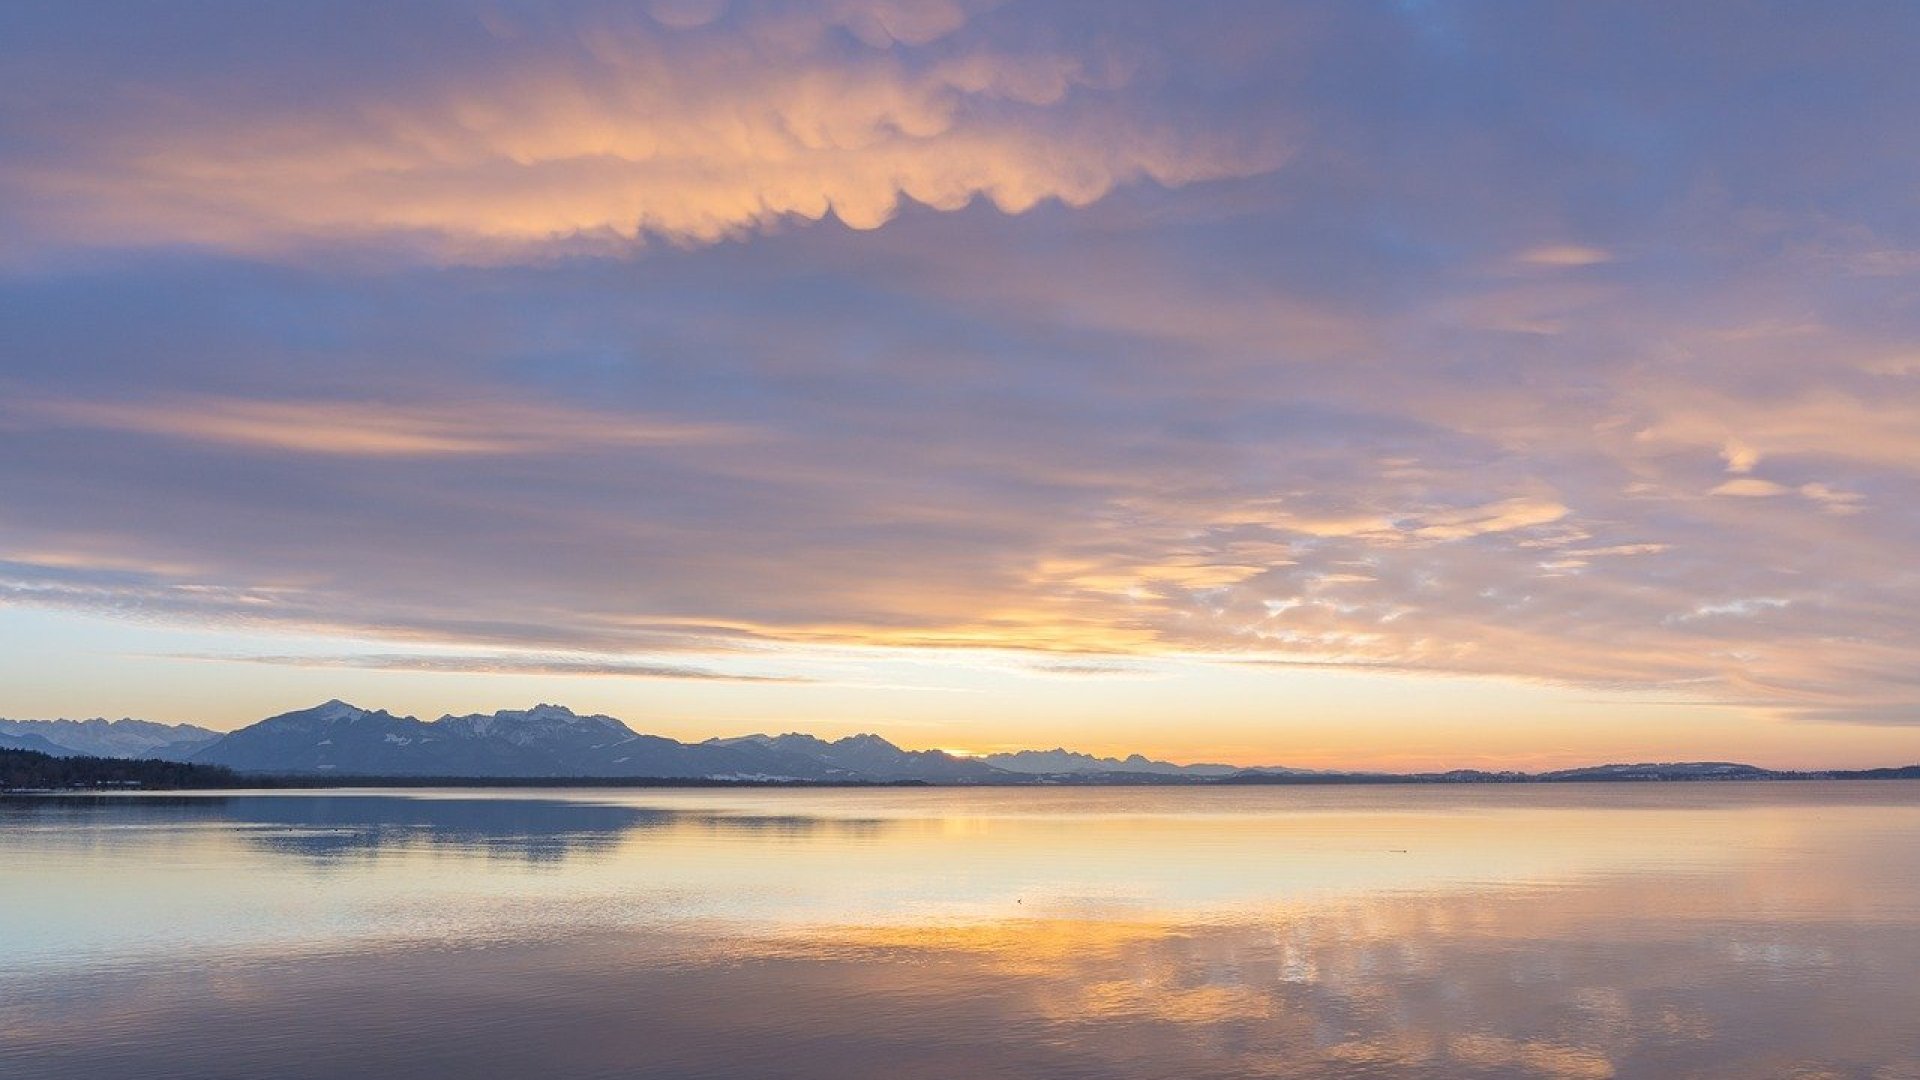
xmin=2 ymin=0 xmax=1286 ymax=259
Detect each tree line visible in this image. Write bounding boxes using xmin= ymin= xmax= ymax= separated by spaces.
xmin=0 ymin=747 xmax=241 ymax=790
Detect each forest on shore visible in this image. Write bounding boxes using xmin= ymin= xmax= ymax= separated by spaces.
xmin=0 ymin=748 xmax=240 ymax=791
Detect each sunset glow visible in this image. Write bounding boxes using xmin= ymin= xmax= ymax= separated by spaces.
xmin=5 ymin=1 xmax=1920 ymax=769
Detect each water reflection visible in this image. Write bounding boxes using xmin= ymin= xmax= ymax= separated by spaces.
xmin=7 ymin=894 xmax=1918 ymax=1078
xmin=238 ymin=795 xmax=670 ymax=861
xmin=4 ymin=785 xmax=1920 ymax=1079
xmin=1 ymin=791 xmax=892 ymax=863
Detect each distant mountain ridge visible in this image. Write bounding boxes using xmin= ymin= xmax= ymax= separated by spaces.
xmin=980 ymin=747 xmax=1330 ymax=778
xmin=5 ymin=702 xmax=1916 ymax=785
xmin=705 ymin=732 xmax=1003 ymax=782
xmin=983 ymin=747 xmax=1242 ymax=777
xmin=0 ymin=717 xmax=221 ymax=760
xmin=0 ymin=731 xmax=75 ymax=756
xmin=189 ymin=701 xmax=1004 ymax=781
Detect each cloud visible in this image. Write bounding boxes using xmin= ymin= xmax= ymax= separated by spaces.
xmin=7 ymin=395 xmax=746 ymax=457
xmin=1635 ymin=391 xmax=1920 ymax=476
xmin=1515 ymin=244 xmax=1612 ymax=267
xmin=1789 ymin=703 xmax=1920 ymax=726
xmin=181 ymin=651 xmax=808 ymax=682
xmin=1798 ymin=483 xmax=1864 ymax=515
xmin=1709 ymin=477 xmax=1788 ymax=498
xmin=7 ymin=1 xmax=1920 ymax=741
xmin=1720 ymin=440 xmax=1760 ymax=474
xmin=0 ymin=1 xmax=1287 ymax=260
xmin=1670 ymin=597 xmax=1790 ymax=623
xmin=1023 ymin=660 xmax=1162 ymax=678
xmin=645 ymin=0 xmax=730 ymax=31
xmin=1407 ymin=497 xmax=1568 ymax=541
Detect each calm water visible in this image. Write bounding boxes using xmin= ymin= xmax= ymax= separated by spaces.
xmin=4 ymin=784 xmax=1919 ymax=1079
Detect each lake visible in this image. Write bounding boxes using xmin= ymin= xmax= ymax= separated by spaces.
xmin=4 ymin=784 xmax=1919 ymax=1078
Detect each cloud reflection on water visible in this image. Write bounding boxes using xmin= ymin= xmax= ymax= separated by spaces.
xmin=0 ymin=791 xmax=892 ymax=863
xmin=7 ymin=887 xmax=1918 ymax=1078
xmin=4 ymin=787 xmax=1920 ymax=1078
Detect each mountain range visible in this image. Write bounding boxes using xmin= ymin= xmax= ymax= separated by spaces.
xmin=187 ymin=701 xmax=1011 ymax=781
xmin=0 ymin=701 xmax=1279 ymax=782
xmin=3 ymin=701 xmax=1916 ymax=784
xmin=0 ymin=717 xmax=221 ymax=760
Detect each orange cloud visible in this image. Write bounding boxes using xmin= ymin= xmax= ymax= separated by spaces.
xmin=1708 ymin=477 xmax=1788 ymax=497
xmin=12 ymin=4 xmax=1286 ymax=259
xmin=1515 ymin=243 xmax=1613 ymax=267
xmin=15 ymin=396 xmax=744 ymax=456
xmin=1407 ymin=496 xmax=1568 ymax=540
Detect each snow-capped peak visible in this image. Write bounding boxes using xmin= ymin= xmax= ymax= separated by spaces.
xmin=436 ymin=705 xmax=632 ymax=744
xmin=287 ymin=699 xmax=369 ymax=724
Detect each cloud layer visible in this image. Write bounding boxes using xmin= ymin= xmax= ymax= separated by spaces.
xmin=1 ymin=0 xmax=1281 ymax=259
xmin=5 ymin=2 xmax=1920 ymax=738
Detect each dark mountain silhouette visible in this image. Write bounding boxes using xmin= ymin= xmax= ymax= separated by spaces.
xmin=190 ymin=702 xmax=1030 ymax=781
xmin=193 ymin=701 xmax=849 ymax=779
xmin=984 ymin=747 xmax=1262 ymax=777
xmin=708 ymin=732 xmax=1004 ymax=781
xmin=9 ymin=700 xmax=1915 ymax=786
xmin=1538 ymin=762 xmax=1779 ymax=782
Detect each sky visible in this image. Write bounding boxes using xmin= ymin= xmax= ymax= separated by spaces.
xmin=4 ymin=0 xmax=1920 ymax=770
